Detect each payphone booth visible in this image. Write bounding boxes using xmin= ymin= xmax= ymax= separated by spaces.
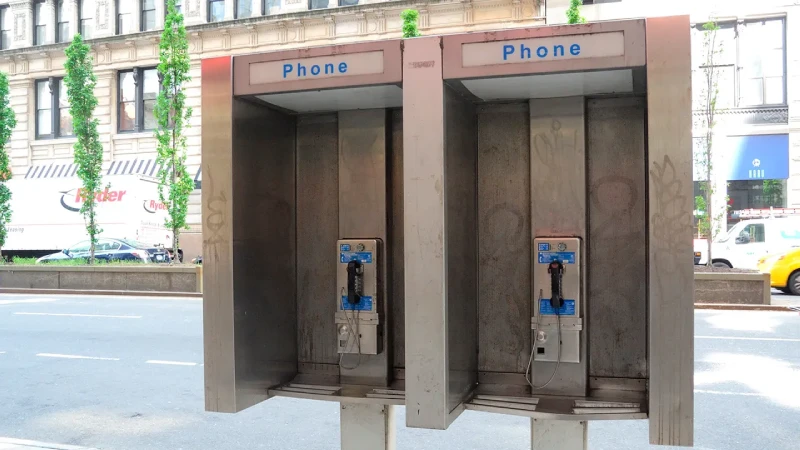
xmin=201 ymin=41 xmax=406 ymax=448
xmin=402 ymin=16 xmax=694 ymax=449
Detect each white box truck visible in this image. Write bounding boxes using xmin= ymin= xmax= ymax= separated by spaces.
xmin=3 ymin=166 xmax=175 ymax=259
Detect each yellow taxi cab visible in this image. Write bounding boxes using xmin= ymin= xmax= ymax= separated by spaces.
xmin=757 ymin=247 xmax=800 ymax=295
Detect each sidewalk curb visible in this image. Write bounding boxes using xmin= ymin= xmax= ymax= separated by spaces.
xmin=694 ymin=303 xmax=798 ymax=312
xmin=0 ymin=288 xmax=202 ymax=298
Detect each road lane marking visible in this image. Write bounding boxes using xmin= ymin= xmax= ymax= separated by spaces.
xmin=0 ymin=298 xmax=58 ymax=305
xmin=696 ymin=335 xmax=800 ymax=343
xmin=695 ymin=389 xmax=766 ymax=397
xmin=36 ymin=353 xmax=119 ymax=361
xmin=0 ymin=437 xmax=96 ymax=449
xmin=146 ymin=360 xmax=198 ymax=366
xmin=14 ymin=312 xmax=142 ymax=319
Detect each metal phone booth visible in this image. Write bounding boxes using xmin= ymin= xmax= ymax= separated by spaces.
xmin=201 ymin=41 xmax=405 ymax=449
xmin=402 ymin=16 xmax=695 ymax=449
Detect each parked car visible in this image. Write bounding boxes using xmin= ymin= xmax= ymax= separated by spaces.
xmin=757 ymin=248 xmax=800 ymax=295
xmin=694 ymin=217 xmax=800 ymax=269
xmin=36 ymin=238 xmax=172 ymax=264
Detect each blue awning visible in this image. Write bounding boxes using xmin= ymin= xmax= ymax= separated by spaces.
xmin=726 ymin=134 xmax=789 ymax=181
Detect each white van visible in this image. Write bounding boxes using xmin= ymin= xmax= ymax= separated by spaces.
xmin=695 ymin=216 xmax=800 ymax=269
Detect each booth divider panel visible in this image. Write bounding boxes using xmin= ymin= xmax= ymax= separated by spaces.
xmin=645 ymin=15 xmax=694 ymax=446
xmin=389 ymin=109 xmax=406 ymax=371
xmin=296 ymin=113 xmax=340 ymax=369
xmin=231 ymin=98 xmax=298 ymax=408
xmin=477 ymin=102 xmax=532 ymax=375
xmin=444 ymin=86 xmax=479 ymax=411
xmin=586 ymin=97 xmax=647 ymax=379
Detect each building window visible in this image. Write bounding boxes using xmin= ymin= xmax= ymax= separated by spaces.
xmin=118 ymin=67 xmax=159 ymax=132
xmin=309 ymin=0 xmax=328 ymax=9
xmin=338 ymin=0 xmax=358 ymax=5
xmin=35 ymin=78 xmax=73 ymax=139
xmin=692 ymin=18 xmax=786 ymax=110
xmin=208 ymin=0 xmax=224 ymax=22
xmin=56 ymin=0 xmax=69 ymax=43
xmin=235 ymin=0 xmax=251 ymax=18
xmin=740 ymin=19 xmax=785 ymax=106
xmin=117 ymin=0 xmax=133 ymax=34
xmin=80 ymin=0 xmax=94 ymax=39
xmin=33 ymin=0 xmax=46 ymax=45
xmin=141 ymin=0 xmax=156 ymax=30
xmin=0 ymin=6 xmax=11 ymax=50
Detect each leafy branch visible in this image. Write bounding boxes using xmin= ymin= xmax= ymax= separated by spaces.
xmin=566 ymin=0 xmax=587 ymax=24
xmin=401 ymin=9 xmax=421 ymax=38
xmin=0 ymin=72 xmax=16 ymax=260
xmin=154 ymin=0 xmax=193 ymax=262
xmin=64 ymin=35 xmax=104 ymax=265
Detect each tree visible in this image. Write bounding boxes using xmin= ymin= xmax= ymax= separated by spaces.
xmin=155 ymin=0 xmax=193 ymax=263
xmin=696 ymin=21 xmax=723 ymax=266
xmin=0 ymin=72 xmax=16 ymax=261
xmin=65 ymin=35 xmax=104 ymax=265
xmin=566 ymin=0 xmax=587 ymax=24
xmin=401 ymin=9 xmax=421 ymax=38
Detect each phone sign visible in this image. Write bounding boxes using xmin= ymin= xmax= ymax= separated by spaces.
xmin=538 ymin=243 xmax=550 ymax=251
xmin=340 ymin=244 xmax=351 ymax=251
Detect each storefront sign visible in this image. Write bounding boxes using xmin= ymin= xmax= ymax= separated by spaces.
xmin=249 ymin=51 xmax=385 ymax=85
xmin=726 ymin=134 xmax=789 ymax=181
xmin=461 ymin=32 xmax=625 ymax=67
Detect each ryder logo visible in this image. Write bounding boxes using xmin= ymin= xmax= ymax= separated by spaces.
xmin=60 ymin=188 xmax=128 ymax=212
xmin=143 ymin=199 xmax=167 ymax=214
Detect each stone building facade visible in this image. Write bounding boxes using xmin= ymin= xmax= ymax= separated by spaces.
xmin=0 ymin=0 xmax=544 ymax=258
xmin=550 ymin=0 xmax=800 ymax=234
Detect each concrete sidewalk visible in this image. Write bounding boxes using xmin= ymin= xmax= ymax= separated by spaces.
xmin=0 ymin=437 xmax=95 ymax=450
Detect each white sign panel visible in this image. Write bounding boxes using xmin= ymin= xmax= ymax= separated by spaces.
xmin=249 ymin=51 xmax=385 ymax=85
xmin=461 ymin=32 xmax=625 ymax=67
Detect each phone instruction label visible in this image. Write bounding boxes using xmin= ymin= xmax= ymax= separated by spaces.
xmin=340 ymin=251 xmax=373 ymax=264
xmin=341 ymin=295 xmax=373 ymax=311
xmin=539 ymin=299 xmax=576 ymax=316
xmin=537 ymin=251 xmax=576 ymax=264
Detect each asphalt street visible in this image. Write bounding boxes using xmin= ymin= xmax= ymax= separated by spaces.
xmin=0 ymin=294 xmax=798 ymax=450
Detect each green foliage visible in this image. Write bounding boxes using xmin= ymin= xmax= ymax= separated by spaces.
xmin=696 ymin=20 xmax=723 ymax=264
xmin=566 ymin=0 xmax=586 ymax=24
xmin=64 ymin=35 xmax=104 ymax=265
xmin=762 ymin=179 xmax=784 ymax=205
xmin=9 ymin=257 xmax=151 ymax=266
xmin=154 ymin=0 xmax=193 ymax=261
xmin=401 ymin=9 xmax=421 ymax=38
xmin=0 ymin=72 xmax=16 ymax=258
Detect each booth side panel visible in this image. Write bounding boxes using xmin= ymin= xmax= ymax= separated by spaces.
xmin=529 ymin=96 xmax=587 ymax=397
xmin=231 ymin=98 xmax=298 ymax=410
xmin=403 ymin=36 xmax=449 ymax=430
xmin=645 ymin=15 xmax=694 ymax=447
xmin=201 ymin=56 xmax=237 ymax=413
xmin=586 ymin=97 xmax=647 ymax=380
xmin=477 ymin=102 xmax=532 ymax=380
xmin=390 ymin=109 xmax=406 ymax=372
xmin=444 ymin=86 xmax=478 ymax=412
xmin=297 ymin=114 xmax=340 ymax=372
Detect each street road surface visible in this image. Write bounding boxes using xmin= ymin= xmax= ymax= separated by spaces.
xmin=0 ymin=294 xmax=798 ymax=450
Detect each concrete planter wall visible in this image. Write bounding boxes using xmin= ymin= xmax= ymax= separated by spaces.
xmin=0 ymin=265 xmax=203 ymax=293
xmin=694 ymin=272 xmax=770 ymax=305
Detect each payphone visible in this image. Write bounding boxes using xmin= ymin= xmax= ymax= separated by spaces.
xmin=527 ymin=237 xmax=582 ymax=387
xmin=336 ymin=239 xmax=383 ymax=359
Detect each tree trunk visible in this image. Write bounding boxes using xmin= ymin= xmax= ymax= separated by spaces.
xmin=89 ymin=203 xmax=95 ymax=265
